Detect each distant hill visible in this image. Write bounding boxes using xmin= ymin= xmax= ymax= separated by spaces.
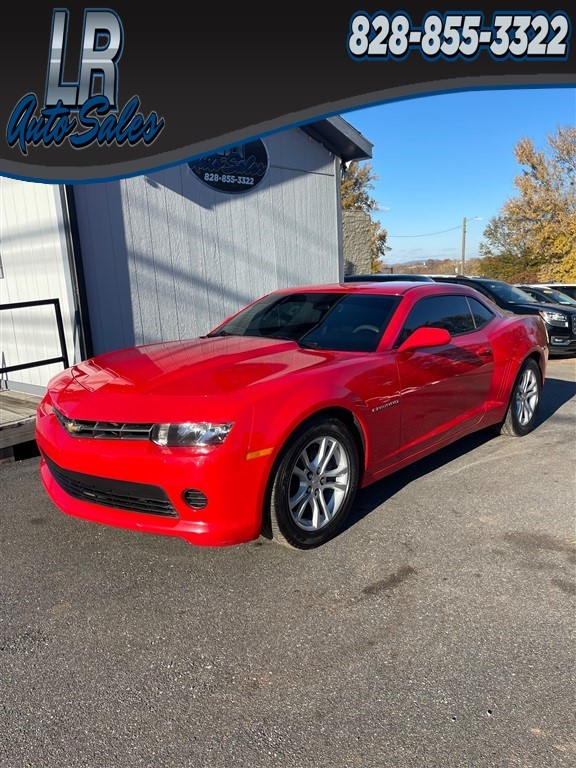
xmin=382 ymin=258 xmax=461 ymax=275
xmin=389 ymin=260 xmax=425 ymax=268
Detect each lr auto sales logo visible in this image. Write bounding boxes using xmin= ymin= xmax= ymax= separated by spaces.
xmin=7 ymin=9 xmax=165 ymax=155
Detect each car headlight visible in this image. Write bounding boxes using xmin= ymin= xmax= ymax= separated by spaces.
xmin=151 ymin=422 xmax=233 ymax=447
xmin=539 ymin=310 xmax=569 ymax=328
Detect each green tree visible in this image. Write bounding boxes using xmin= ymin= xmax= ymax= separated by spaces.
xmin=477 ymin=248 xmax=544 ymax=283
xmin=478 ymin=125 xmax=576 ymax=281
xmin=341 ymin=161 xmax=390 ymax=271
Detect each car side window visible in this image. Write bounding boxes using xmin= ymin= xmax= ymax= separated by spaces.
xmin=397 ymin=295 xmax=475 ymax=346
xmin=467 ymin=297 xmax=495 ymax=330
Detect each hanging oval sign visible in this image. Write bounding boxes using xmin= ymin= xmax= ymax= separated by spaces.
xmin=187 ymin=139 xmax=269 ymax=194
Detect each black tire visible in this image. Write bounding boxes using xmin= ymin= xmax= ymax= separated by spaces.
xmin=266 ymin=416 xmax=360 ymax=549
xmin=499 ymin=358 xmax=542 ymax=437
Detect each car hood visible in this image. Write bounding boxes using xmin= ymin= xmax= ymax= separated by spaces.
xmin=508 ymin=301 xmax=575 ymax=315
xmin=48 ymin=336 xmax=341 ymax=421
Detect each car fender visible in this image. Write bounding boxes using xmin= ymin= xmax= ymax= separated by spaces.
xmin=244 ymin=382 xmax=373 ymax=525
xmin=249 ymin=383 xmax=370 ymax=464
xmin=487 ymin=316 xmax=547 ymax=408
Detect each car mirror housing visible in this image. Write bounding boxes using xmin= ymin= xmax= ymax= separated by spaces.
xmin=398 ymin=326 xmax=451 ymax=353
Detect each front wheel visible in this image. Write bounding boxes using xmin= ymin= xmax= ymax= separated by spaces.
xmin=499 ymin=358 xmax=542 ymax=437
xmin=267 ymin=416 xmax=360 ymax=549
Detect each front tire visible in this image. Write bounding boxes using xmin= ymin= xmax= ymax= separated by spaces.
xmin=267 ymin=416 xmax=360 ymax=549
xmin=499 ymin=358 xmax=542 ymax=437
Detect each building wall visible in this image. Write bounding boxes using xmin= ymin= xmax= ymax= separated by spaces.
xmin=73 ymin=128 xmax=342 ymax=354
xmin=0 ymin=178 xmax=78 ymax=393
xmin=342 ymin=209 xmax=372 ymax=275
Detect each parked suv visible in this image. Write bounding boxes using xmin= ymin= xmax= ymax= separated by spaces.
xmin=427 ymin=275 xmax=576 ymax=355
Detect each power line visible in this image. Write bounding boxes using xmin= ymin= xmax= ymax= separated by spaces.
xmin=387 ymin=225 xmax=464 ymax=238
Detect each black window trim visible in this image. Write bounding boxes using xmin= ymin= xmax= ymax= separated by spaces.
xmin=464 ymin=295 xmax=497 ymax=331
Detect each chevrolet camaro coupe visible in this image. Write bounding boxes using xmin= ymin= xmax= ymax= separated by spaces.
xmin=36 ymin=281 xmax=548 ymax=550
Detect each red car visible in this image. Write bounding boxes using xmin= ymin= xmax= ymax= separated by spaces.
xmin=36 ymin=281 xmax=548 ymax=550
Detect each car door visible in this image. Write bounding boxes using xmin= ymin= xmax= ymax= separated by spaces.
xmin=394 ymin=294 xmax=495 ymax=454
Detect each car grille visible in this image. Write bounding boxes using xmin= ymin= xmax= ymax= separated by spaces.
xmin=572 ymin=316 xmax=576 ymax=334
xmin=53 ymin=407 xmax=153 ymax=440
xmin=43 ymin=453 xmax=179 ymax=518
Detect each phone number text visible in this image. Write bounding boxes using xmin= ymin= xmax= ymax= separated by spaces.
xmin=347 ymin=12 xmax=570 ymax=60
xmin=204 ymin=173 xmax=255 ymax=185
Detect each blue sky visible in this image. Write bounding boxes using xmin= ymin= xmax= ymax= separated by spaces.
xmin=341 ymin=86 xmax=576 ymax=266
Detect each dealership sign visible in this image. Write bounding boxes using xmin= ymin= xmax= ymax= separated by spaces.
xmin=188 ymin=140 xmax=269 ymax=194
xmin=6 ymin=9 xmax=164 ymax=155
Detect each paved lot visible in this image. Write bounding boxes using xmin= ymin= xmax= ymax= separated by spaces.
xmin=1 ymin=357 xmax=575 ymax=768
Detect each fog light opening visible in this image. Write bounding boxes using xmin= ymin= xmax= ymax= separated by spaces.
xmin=183 ymin=489 xmax=208 ymax=509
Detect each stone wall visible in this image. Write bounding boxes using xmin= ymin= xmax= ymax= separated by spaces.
xmin=342 ymin=209 xmax=372 ymax=275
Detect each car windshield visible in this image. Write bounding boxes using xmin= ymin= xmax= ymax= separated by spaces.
xmin=538 ymin=288 xmax=576 ymax=305
xmin=207 ymin=292 xmax=399 ymax=352
xmin=479 ymin=281 xmax=539 ymax=304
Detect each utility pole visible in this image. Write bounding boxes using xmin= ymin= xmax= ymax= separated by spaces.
xmin=460 ymin=216 xmax=482 ymax=274
xmin=460 ymin=216 xmax=467 ymax=275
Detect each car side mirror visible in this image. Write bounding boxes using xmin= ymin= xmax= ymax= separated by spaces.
xmin=397 ymin=326 xmax=451 ymax=353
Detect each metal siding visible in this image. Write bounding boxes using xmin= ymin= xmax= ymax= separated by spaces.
xmin=0 ymin=178 xmax=76 ymax=392
xmin=73 ymin=128 xmax=341 ymax=353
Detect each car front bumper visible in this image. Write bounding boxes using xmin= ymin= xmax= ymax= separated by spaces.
xmin=36 ymin=398 xmax=268 ymax=547
xmin=547 ymin=333 xmax=576 ymax=354
xmin=544 ymin=314 xmax=576 ymax=354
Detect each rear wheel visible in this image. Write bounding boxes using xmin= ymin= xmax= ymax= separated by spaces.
xmin=267 ymin=416 xmax=360 ymax=549
xmin=499 ymin=358 xmax=541 ymax=437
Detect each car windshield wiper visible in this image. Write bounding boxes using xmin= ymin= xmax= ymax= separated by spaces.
xmin=297 ymin=339 xmax=320 ymax=349
xmin=203 ymin=330 xmax=240 ymax=338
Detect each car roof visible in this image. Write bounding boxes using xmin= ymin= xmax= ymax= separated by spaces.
xmin=523 ymin=282 xmax=576 ymax=288
xmin=344 ymin=273 xmax=434 ymax=282
xmin=268 ymin=281 xmax=502 ymax=300
xmin=428 ymin=275 xmax=506 ymax=285
xmin=516 ymin=284 xmax=547 ymax=290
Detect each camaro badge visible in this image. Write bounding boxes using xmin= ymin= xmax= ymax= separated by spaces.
xmin=372 ymin=399 xmax=400 ymax=412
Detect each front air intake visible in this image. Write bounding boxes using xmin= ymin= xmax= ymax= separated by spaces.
xmin=43 ymin=453 xmax=178 ymax=518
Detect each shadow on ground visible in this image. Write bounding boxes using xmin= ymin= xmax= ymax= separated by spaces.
xmin=538 ymin=369 xmax=576 ymax=421
xmin=343 ymin=373 xmax=576 ymax=534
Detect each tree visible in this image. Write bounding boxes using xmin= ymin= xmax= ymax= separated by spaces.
xmin=341 ymin=161 xmax=390 ymax=271
xmin=476 ymin=248 xmax=544 ymax=283
xmin=478 ymin=125 xmax=576 ymax=281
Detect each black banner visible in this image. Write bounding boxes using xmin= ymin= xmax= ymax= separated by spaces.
xmin=0 ymin=1 xmax=574 ymax=181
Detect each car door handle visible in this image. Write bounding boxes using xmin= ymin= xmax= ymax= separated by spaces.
xmin=477 ymin=345 xmax=493 ymax=359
